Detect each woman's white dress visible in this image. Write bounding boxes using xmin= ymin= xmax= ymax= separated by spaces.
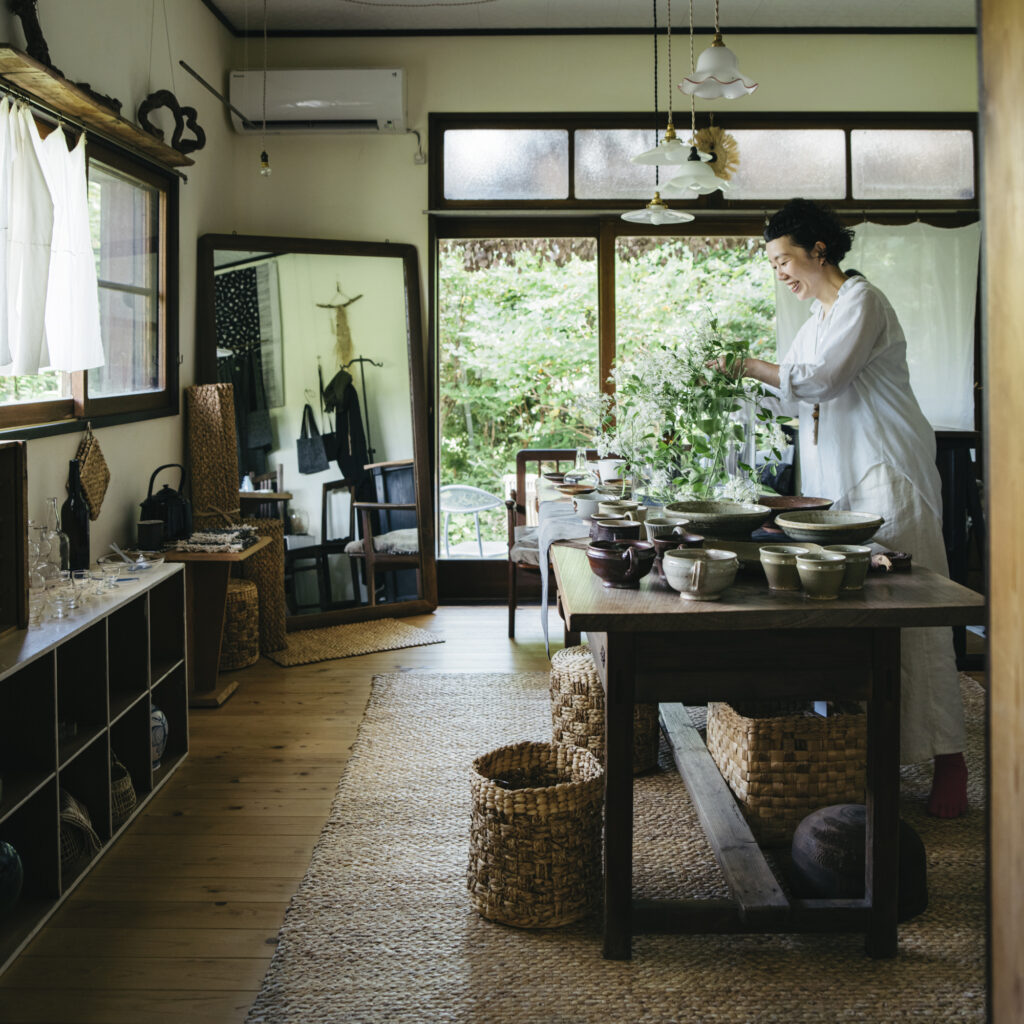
xmin=778 ymin=274 xmax=966 ymax=764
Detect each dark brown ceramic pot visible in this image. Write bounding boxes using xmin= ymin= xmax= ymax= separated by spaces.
xmin=757 ymin=494 xmax=834 ymax=527
xmin=586 ymin=539 xmax=655 ymax=589
xmin=589 ymin=517 xmax=642 ymax=543
xmin=651 ymin=532 xmax=705 ymax=581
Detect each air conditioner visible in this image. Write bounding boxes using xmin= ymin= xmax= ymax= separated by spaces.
xmin=228 ymin=68 xmax=406 ymax=134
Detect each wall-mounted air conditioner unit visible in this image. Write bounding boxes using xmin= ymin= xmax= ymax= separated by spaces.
xmin=228 ymin=68 xmax=406 ymax=134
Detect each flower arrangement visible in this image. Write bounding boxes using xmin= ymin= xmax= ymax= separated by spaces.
xmin=581 ymin=317 xmax=788 ymax=502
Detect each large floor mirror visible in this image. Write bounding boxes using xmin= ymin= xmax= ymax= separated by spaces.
xmin=196 ymin=234 xmax=437 ymax=627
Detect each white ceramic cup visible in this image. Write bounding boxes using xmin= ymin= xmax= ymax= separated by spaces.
xmin=572 ymin=491 xmax=603 ymax=520
xmin=644 ymin=517 xmax=691 ymax=542
xmin=662 ymin=548 xmax=739 ymax=601
xmin=598 ymin=499 xmax=646 ymax=523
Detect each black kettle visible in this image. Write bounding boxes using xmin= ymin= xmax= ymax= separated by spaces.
xmin=140 ymin=464 xmax=193 ymax=541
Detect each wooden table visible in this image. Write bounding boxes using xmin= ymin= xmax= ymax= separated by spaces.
xmin=164 ymin=535 xmax=271 ymax=707
xmin=551 ymin=544 xmax=985 ymax=960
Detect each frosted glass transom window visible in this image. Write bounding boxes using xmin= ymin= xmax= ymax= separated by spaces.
xmin=443 ymin=129 xmax=569 ymax=199
xmin=727 ymin=130 xmax=846 ymax=199
xmin=575 ymin=129 xmax=660 ymax=199
xmin=851 ymin=130 xmax=975 ymax=199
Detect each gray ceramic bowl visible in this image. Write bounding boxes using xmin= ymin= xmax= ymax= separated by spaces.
xmin=775 ymin=510 xmax=884 ymax=546
xmin=662 ymin=500 xmax=771 ymax=539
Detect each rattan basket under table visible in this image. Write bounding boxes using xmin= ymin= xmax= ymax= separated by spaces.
xmin=219 ymin=577 xmax=260 ymax=671
xmin=706 ymin=700 xmax=867 ymax=846
xmin=468 ymin=740 xmax=604 ymax=928
xmin=550 ymin=644 xmax=660 ymax=774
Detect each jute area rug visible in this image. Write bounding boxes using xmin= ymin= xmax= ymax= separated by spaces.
xmin=265 ymin=619 xmax=444 ymax=667
xmin=247 ymin=672 xmax=986 ymax=1024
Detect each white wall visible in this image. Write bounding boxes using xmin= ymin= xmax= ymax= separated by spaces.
xmin=0 ymin=0 xmax=233 ymax=555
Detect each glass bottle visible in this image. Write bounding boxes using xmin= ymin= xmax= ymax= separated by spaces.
xmin=61 ymin=459 xmax=91 ymax=571
xmin=563 ymin=447 xmax=599 ymax=490
xmin=41 ymin=496 xmax=70 ymax=577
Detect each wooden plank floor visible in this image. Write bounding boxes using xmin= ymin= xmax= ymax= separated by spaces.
xmin=0 ymin=605 xmax=556 ymax=1024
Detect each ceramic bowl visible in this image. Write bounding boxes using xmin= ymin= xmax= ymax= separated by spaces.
xmin=543 ymin=471 xmax=566 ymax=483
xmin=775 ymin=510 xmax=885 ymax=546
xmin=586 ymin=539 xmax=655 ymax=589
xmin=756 ymin=494 xmax=834 ymax=527
xmin=759 ymin=544 xmax=811 ymax=591
xmin=662 ymin=500 xmax=771 ymax=539
xmin=589 ymin=513 xmax=626 ymax=540
xmin=557 ymin=482 xmax=598 ymax=497
xmin=824 ymin=544 xmax=872 ymax=590
xmin=662 ymin=548 xmax=739 ymax=601
xmin=644 ymin=517 xmax=692 ymax=542
xmin=571 ymin=491 xmax=604 ymax=520
xmin=598 ymin=499 xmax=645 ymax=522
xmin=590 ymin=517 xmax=642 ymax=543
xmin=796 ymin=551 xmax=847 ymax=600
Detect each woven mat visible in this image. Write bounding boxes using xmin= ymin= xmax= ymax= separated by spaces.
xmin=265 ymin=619 xmax=444 ymax=666
xmin=247 ymin=673 xmax=986 ymax=1024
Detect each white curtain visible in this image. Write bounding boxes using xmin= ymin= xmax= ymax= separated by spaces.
xmin=0 ymin=100 xmax=104 ymax=377
xmin=774 ymin=220 xmax=981 ymax=430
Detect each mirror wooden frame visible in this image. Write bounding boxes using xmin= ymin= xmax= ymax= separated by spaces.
xmin=195 ymin=233 xmax=437 ymax=628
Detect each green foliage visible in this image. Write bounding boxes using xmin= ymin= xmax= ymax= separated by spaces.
xmin=436 ymin=235 xmax=778 ymax=548
xmin=0 ymin=372 xmax=63 ymax=404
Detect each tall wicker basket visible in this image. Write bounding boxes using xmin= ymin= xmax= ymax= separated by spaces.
xmin=706 ymin=701 xmax=867 ymax=846
xmin=219 ymin=578 xmax=260 ymax=671
xmin=468 ymin=741 xmax=604 ymax=928
xmin=549 ymin=644 xmax=660 ymax=774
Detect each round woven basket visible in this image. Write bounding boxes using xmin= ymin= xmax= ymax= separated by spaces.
xmin=549 ymin=644 xmax=660 ymax=774
xmin=468 ymin=741 xmax=603 ymax=928
xmin=219 ymin=578 xmax=260 ymax=671
xmin=110 ymin=755 xmax=137 ymax=829
xmin=240 ymin=517 xmax=287 ymax=653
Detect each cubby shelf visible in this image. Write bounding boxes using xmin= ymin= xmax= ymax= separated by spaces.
xmin=0 ymin=565 xmax=188 ymax=975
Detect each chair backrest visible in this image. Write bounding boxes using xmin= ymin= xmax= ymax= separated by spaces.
xmin=366 ymin=459 xmax=417 ymax=533
xmin=253 ymin=465 xmax=284 ymax=491
xmin=321 ymin=478 xmax=357 ymax=544
xmin=512 ymin=448 xmax=598 ymax=527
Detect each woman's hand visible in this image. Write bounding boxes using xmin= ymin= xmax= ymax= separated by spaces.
xmin=706 ymin=353 xmax=747 ymax=380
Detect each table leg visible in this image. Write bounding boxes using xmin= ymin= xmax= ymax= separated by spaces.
xmin=183 ymin=561 xmax=238 ymax=708
xmin=865 ymin=627 xmax=901 ymax=957
xmin=602 ymin=631 xmax=636 ymax=960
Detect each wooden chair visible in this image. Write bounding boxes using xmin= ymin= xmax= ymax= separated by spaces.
xmin=345 ymin=460 xmax=423 ymax=606
xmin=241 ymin=465 xmax=290 ymax=522
xmin=506 ymin=448 xmax=596 ymax=638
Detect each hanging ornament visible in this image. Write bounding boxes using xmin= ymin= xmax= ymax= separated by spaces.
xmin=693 ymin=124 xmax=740 ymax=180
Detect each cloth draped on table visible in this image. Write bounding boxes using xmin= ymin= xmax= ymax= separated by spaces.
xmin=538 ymin=501 xmax=590 ymax=655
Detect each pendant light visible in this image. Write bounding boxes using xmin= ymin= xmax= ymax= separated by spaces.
xmin=258 ymin=0 xmax=271 ymax=176
xmin=679 ymin=0 xmax=757 ymax=99
xmin=663 ymin=1 xmax=731 ymax=197
xmin=622 ymin=0 xmax=694 ymax=225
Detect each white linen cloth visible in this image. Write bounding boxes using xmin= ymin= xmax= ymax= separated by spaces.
xmin=537 ymin=501 xmax=590 ymax=654
xmin=779 ymin=274 xmax=966 ymax=764
xmin=0 ymin=99 xmax=12 ymax=368
xmin=31 ymin=122 xmax=104 ymax=373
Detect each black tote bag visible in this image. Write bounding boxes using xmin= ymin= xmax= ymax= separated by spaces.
xmin=296 ymin=403 xmax=330 ymax=475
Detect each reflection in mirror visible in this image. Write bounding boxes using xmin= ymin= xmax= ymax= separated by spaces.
xmin=196 ymin=235 xmax=436 ymax=627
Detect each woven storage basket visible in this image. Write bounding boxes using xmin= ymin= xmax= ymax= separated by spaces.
xmin=240 ymin=517 xmax=287 ymax=653
xmin=550 ymin=644 xmax=660 ymax=774
xmin=706 ymin=700 xmax=867 ymax=846
xmin=219 ymin=578 xmax=260 ymax=671
xmin=75 ymin=427 xmax=109 ymax=521
xmin=110 ymin=755 xmax=137 ymax=829
xmin=186 ymin=383 xmax=241 ymax=528
xmin=59 ymin=788 xmax=102 ymax=868
xmin=468 ymin=741 xmax=603 ymax=928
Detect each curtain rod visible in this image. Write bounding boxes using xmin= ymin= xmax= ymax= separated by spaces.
xmin=0 ymin=78 xmax=189 ymax=182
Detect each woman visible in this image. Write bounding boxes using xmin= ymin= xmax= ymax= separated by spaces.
xmin=738 ymin=198 xmax=968 ymax=818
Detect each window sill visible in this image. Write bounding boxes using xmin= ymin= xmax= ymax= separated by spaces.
xmin=0 ymin=399 xmax=180 ymax=441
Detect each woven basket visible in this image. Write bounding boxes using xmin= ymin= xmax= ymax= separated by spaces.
xmin=706 ymin=700 xmax=867 ymax=846
xmin=219 ymin=578 xmax=260 ymax=671
xmin=468 ymin=741 xmax=604 ymax=928
xmin=110 ymin=754 xmax=137 ymax=829
xmin=75 ymin=427 xmax=109 ymax=521
xmin=240 ymin=517 xmax=287 ymax=653
xmin=186 ymin=383 xmax=241 ymax=528
xmin=549 ymin=644 xmax=660 ymax=774
xmin=59 ymin=788 xmax=102 ymax=868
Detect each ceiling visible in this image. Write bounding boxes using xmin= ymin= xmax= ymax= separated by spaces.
xmin=203 ymin=0 xmax=977 ymax=35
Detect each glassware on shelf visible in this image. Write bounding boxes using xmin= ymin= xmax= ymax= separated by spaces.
xmin=288 ymin=508 xmax=310 ymax=535
xmin=40 ymin=497 xmax=70 ymax=579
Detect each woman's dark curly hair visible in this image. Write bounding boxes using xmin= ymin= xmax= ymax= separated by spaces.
xmin=763 ymin=198 xmax=855 ymax=266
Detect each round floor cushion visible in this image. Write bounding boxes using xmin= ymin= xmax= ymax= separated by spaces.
xmin=790 ymin=803 xmax=928 ymax=922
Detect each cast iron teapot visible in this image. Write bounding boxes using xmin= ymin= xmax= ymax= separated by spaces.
xmin=140 ymin=464 xmax=193 ymax=541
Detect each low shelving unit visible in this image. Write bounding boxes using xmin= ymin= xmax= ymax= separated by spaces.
xmin=0 ymin=564 xmax=188 ymax=974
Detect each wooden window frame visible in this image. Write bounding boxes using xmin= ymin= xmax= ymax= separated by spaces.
xmin=0 ymin=131 xmax=179 ymax=439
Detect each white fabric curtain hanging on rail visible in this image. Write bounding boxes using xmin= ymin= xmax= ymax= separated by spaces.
xmin=774 ymin=219 xmax=981 ymax=431
xmin=0 ymin=98 xmax=104 ymax=377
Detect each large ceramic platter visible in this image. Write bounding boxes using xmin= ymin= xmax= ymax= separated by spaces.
xmin=662 ymin=500 xmax=771 ymax=539
xmin=757 ymin=494 xmax=833 ymax=526
xmin=774 ymin=509 xmax=884 ymax=546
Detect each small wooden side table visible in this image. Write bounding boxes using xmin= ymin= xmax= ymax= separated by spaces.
xmin=164 ymin=535 xmax=271 ymax=707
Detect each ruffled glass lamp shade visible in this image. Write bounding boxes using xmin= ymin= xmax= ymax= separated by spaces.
xmin=631 ymin=123 xmax=693 ymax=167
xmin=679 ymin=33 xmax=757 ymax=99
xmin=661 ymin=147 xmax=732 ymax=196
xmin=621 ymin=192 xmax=695 ymax=225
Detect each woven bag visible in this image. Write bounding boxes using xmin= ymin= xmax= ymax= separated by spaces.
xmin=549 ymin=644 xmax=660 ymax=774
xmin=706 ymin=701 xmax=867 ymax=846
xmin=110 ymin=754 xmax=137 ymax=829
xmin=468 ymin=741 xmax=604 ymax=928
xmin=186 ymin=383 xmax=241 ymax=527
xmin=59 ymin=788 xmax=102 ymax=868
xmin=75 ymin=426 xmax=110 ymax=521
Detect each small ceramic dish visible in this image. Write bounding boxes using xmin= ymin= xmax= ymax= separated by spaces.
xmin=795 ymin=550 xmax=847 ymax=600
xmin=662 ymin=548 xmax=739 ymax=601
